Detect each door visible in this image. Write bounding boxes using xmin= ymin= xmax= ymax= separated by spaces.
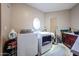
xmin=50 ymin=16 xmax=57 ymax=33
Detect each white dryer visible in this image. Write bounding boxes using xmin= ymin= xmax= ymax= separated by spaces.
xmin=34 ymin=32 xmax=54 ymax=55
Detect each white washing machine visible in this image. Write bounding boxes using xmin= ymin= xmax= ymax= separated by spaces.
xmin=34 ymin=32 xmax=54 ymax=55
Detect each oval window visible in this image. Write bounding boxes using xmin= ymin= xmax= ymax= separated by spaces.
xmin=33 ymin=18 xmax=40 ymax=30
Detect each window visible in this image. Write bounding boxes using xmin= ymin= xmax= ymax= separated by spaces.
xmin=33 ymin=17 xmax=40 ymax=30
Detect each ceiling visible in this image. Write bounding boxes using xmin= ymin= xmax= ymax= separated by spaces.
xmin=27 ymin=3 xmax=77 ymax=12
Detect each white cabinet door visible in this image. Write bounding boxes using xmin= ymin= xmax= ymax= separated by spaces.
xmin=71 ymin=36 xmax=79 ymax=55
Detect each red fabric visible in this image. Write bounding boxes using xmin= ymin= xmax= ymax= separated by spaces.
xmin=63 ymin=34 xmax=78 ymax=48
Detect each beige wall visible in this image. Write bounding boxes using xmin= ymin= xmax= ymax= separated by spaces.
xmin=1 ymin=3 xmax=11 ymax=55
xmin=11 ymin=4 xmax=45 ymax=33
xmin=0 ymin=3 xmax=1 ymax=39
xmin=70 ymin=4 xmax=79 ymax=31
xmin=1 ymin=3 xmax=11 ymax=40
xmin=2 ymin=3 xmax=79 ymax=40
xmin=0 ymin=3 xmax=1 ymax=55
xmin=45 ymin=10 xmax=70 ymax=35
xmin=1 ymin=3 xmax=45 ymax=39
